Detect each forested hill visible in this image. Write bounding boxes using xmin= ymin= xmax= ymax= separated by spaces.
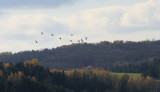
xmin=1 ymin=40 xmax=160 ymax=69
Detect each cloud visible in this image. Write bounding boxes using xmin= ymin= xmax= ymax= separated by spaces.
xmin=0 ymin=13 xmax=71 ymax=52
xmin=121 ymin=0 xmax=160 ymax=27
xmin=1 ymin=0 xmax=157 ymax=41
xmin=52 ymin=0 xmax=160 ymax=34
xmin=0 ymin=0 xmax=160 ymax=52
xmin=0 ymin=14 xmax=68 ymax=41
xmin=0 ymin=0 xmax=73 ymax=9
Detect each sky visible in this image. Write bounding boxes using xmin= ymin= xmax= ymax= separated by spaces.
xmin=0 ymin=0 xmax=160 ymax=53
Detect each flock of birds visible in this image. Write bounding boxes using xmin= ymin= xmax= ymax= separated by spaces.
xmin=35 ymin=32 xmax=88 ymax=44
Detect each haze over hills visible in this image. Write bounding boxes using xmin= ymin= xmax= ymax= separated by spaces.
xmin=0 ymin=40 xmax=160 ymax=69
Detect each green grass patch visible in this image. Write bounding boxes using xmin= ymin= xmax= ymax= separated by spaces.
xmin=111 ymin=72 xmax=142 ymax=78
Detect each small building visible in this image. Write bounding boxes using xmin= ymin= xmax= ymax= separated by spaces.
xmin=87 ymin=66 xmax=93 ymax=69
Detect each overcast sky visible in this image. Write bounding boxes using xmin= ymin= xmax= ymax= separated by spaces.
xmin=0 ymin=0 xmax=160 ymax=53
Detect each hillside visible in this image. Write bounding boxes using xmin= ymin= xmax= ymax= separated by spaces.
xmin=1 ymin=40 xmax=160 ymax=69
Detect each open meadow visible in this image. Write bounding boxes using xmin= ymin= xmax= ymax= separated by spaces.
xmin=111 ymin=72 xmax=142 ymax=78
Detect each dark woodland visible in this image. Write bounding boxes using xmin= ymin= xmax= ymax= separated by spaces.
xmin=0 ymin=40 xmax=160 ymax=69
xmin=0 ymin=59 xmax=160 ymax=92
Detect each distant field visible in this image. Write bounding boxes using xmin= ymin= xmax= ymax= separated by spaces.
xmin=111 ymin=72 xmax=142 ymax=78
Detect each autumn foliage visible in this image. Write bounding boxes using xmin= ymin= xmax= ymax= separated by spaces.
xmin=0 ymin=59 xmax=160 ymax=92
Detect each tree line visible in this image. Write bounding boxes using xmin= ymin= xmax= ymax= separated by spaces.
xmin=0 ymin=59 xmax=160 ymax=92
xmin=1 ymin=40 xmax=160 ymax=69
xmin=110 ymin=59 xmax=160 ymax=79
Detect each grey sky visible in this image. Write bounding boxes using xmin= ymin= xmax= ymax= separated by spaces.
xmin=0 ymin=0 xmax=160 ymax=52
xmin=0 ymin=0 xmax=73 ymax=9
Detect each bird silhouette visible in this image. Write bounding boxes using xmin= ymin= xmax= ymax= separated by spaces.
xmin=41 ymin=32 xmax=44 ymax=35
xmin=51 ymin=34 xmax=54 ymax=36
xmin=81 ymin=39 xmax=84 ymax=43
xmin=85 ymin=37 xmax=88 ymax=40
xmin=35 ymin=40 xmax=38 ymax=43
xmin=77 ymin=40 xmax=80 ymax=43
xmin=70 ymin=40 xmax=72 ymax=42
xmin=59 ymin=37 xmax=62 ymax=40
xmin=70 ymin=34 xmax=73 ymax=36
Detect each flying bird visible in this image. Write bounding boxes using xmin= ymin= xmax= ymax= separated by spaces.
xmin=70 ymin=40 xmax=72 ymax=42
xmin=35 ymin=40 xmax=38 ymax=43
xmin=59 ymin=37 xmax=62 ymax=40
xmin=81 ymin=39 xmax=84 ymax=43
xmin=51 ymin=34 xmax=54 ymax=36
xmin=70 ymin=34 xmax=74 ymax=36
xmin=85 ymin=37 xmax=88 ymax=40
xmin=41 ymin=32 xmax=44 ymax=35
xmin=77 ymin=40 xmax=80 ymax=43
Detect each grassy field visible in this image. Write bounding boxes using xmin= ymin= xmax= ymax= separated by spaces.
xmin=111 ymin=72 xmax=142 ymax=78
